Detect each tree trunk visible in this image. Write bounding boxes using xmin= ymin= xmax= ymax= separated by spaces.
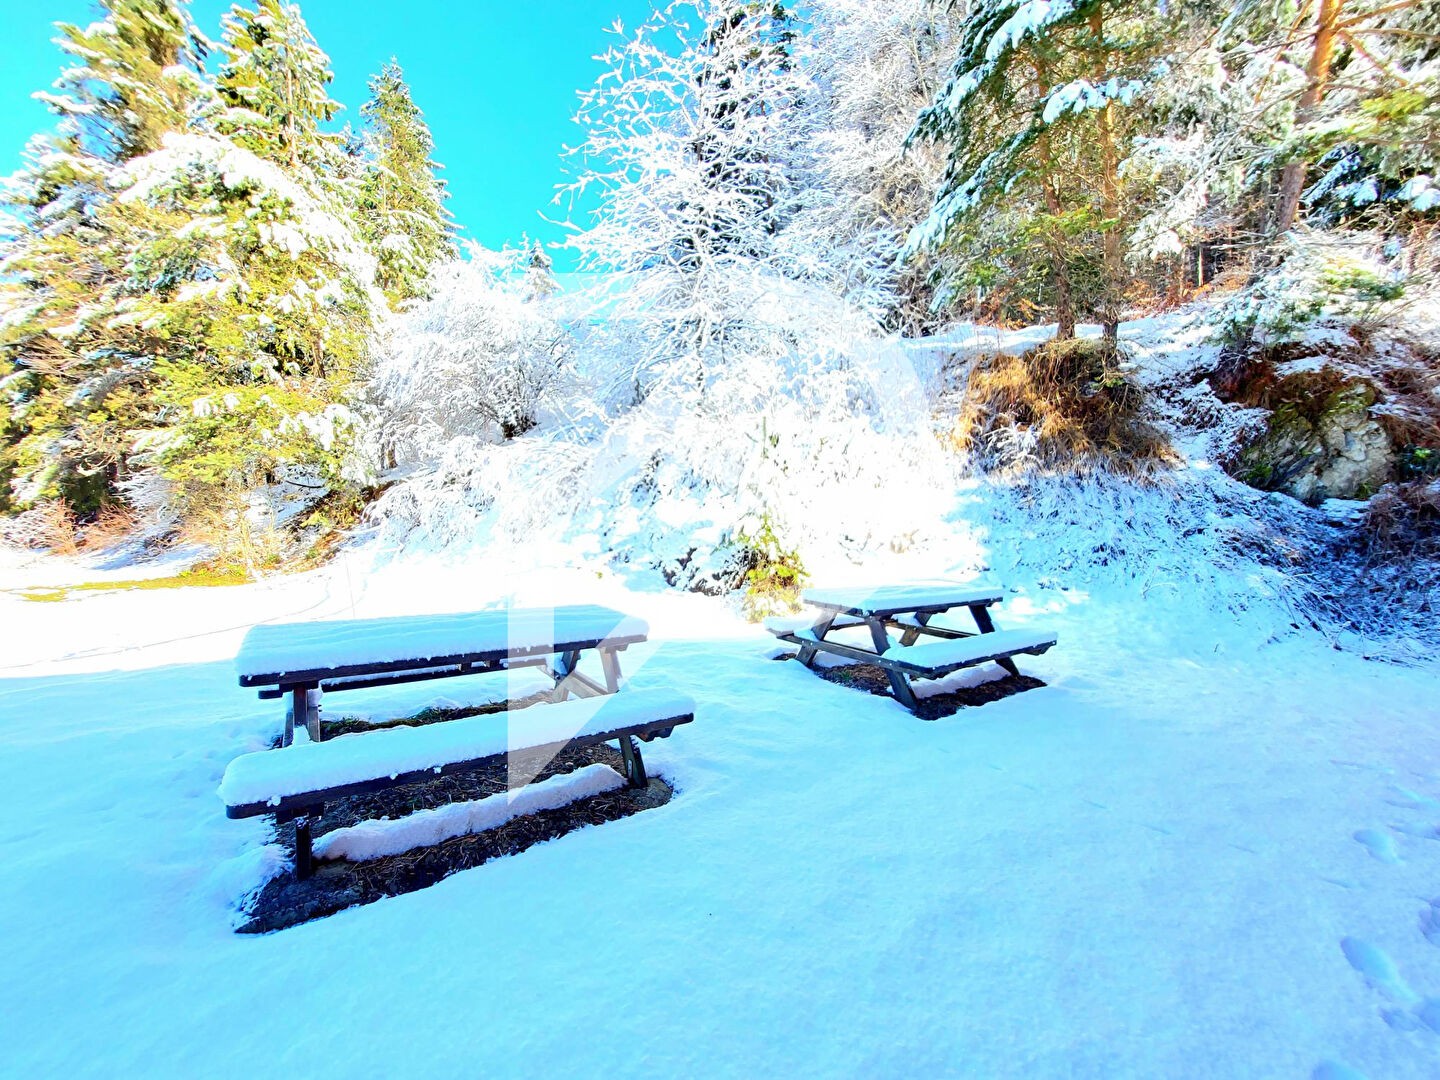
xmin=1274 ymin=0 xmax=1344 ymax=234
xmin=1033 ymin=63 xmax=1075 ymax=341
xmin=1090 ymin=9 xmax=1123 ymax=343
xmin=1038 ymin=166 xmax=1076 ymax=341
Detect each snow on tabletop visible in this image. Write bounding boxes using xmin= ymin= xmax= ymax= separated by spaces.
xmin=218 ymin=688 xmax=694 ymax=808
xmin=234 ymin=604 xmax=649 ymax=681
xmin=312 ymin=764 xmax=628 ymax=862
xmin=761 ymin=613 xmax=819 ymax=635
xmin=883 ymin=628 xmax=1058 ymax=670
xmin=802 ymin=579 xmax=1004 ymax=614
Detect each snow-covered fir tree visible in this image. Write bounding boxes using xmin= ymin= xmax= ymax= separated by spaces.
xmin=909 ymin=0 xmax=1169 ymax=339
xmin=0 ymin=0 xmax=210 ymax=513
xmin=2 ymin=0 xmax=392 ymax=557
xmin=215 ymin=0 xmax=343 ymax=175
xmin=357 ymin=60 xmax=455 ymax=306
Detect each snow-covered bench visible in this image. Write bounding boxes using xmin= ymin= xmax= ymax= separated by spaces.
xmin=222 ymin=688 xmax=695 ymax=879
xmin=766 ymin=580 xmax=1056 ymax=713
xmin=236 ymin=605 xmax=650 ymax=745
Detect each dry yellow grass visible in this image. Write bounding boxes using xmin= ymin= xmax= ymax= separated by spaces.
xmin=950 ymin=338 xmax=1175 ymax=476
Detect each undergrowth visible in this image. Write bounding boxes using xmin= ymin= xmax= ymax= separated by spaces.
xmin=952 ymin=339 xmax=1175 ymax=476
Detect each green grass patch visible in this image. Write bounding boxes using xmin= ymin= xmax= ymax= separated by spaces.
xmin=11 ymin=566 xmax=251 ymax=602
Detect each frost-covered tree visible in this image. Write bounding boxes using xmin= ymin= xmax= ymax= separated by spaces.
xmin=2 ymin=0 xmax=381 ymax=539
xmin=41 ymin=0 xmax=210 ymax=161
xmin=562 ymin=0 xmax=815 ymax=390
xmin=525 ymin=242 xmax=559 ymax=301
xmin=909 ymin=0 xmax=1168 ymax=340
xmin=372 ymin=244 xmax=572 ymax=465
xmin=1238 ymin=0 xmax=1440 ymax=230
xmin=357 ymin=60 xmax=455 ymax=305
xmin=788 ymin=0 xmax=965 ymax=331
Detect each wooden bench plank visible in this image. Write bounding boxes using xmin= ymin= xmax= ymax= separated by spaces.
xmin=883 ymin=628 xmax=1057 ymax=676
xmin=221 ymin=688 xmax=694 ymax=818
xmin=772 ymin=626 xmax=1056 ymax=678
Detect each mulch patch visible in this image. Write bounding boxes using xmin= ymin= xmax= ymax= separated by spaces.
xmin=240 ymin=716 xmax=672 ymax=933
xmin=809 ymin=660 xmax=1046 ymax=721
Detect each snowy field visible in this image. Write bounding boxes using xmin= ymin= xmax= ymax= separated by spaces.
xmin=1 ymin=539 xmax=1438 ymax=1079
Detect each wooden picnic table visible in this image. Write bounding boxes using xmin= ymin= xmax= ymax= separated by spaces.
xmin=768 ymin=580 xmax=1056 ymax=713
xmin=236 ymin=604 xmax=649 ymax=746
xmin=226 ymin=604 xmax=692 ymax=880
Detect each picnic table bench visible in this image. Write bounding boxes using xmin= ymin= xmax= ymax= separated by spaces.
xmin=767 ymin=580 xmax=1056 ymax=713
xmin=224 ymin=605 xmax=693 ymax=879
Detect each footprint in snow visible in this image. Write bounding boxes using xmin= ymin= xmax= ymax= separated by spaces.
xmin=1312 ymin=1062 xmax=1368 ymax=1080
xmin=1388 ymin=820 xmax=1440 ymax=842
xmin=1384 ymin=785 xmax=1439 ymax=812
xmin=1340 ymin=937 xmax=1440 ymax=1034
xmin=1422 ymin=901 xmax=1440 ymax=948
xmin=1353 ymin=828 xmax=1400 ymax=864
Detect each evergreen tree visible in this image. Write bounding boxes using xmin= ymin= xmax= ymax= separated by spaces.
xmin=357 ymin=60 xmax=455 ymax=305
xmin=1238 ymin=0 xmax=1440 ymax=231
xmin=3 ymin=0 xmax=381 ymax=544
xmin=41 ymin=0 xmax=209 ymax=161
xmin=215 ymin=1 xmax=342 ymax=175
xmin=1 ymin=0 xmax=208 ymax=512
xmin=909 ymin=0 xmax=1166 ymax=340
xmin=524 ymin=242 xmax=559 ymax=301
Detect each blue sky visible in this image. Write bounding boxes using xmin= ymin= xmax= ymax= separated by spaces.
xmin=0 ymin=1 xmax=660 ymax=268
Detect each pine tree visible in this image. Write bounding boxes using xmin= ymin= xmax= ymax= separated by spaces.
xmin=524 ymin=242 xmax=558 ymax=301
xmin=357 ymin=60 xmax=455 ymax=305
xmin=1 ymin=0 xmax=208 ymax=512
xmin=1242 ymin=0 xmax=1440 ymax=231
xmin=909 ymin=0 xmax=1165 ymax=340
xmin=3 ymin=0 xmax=382 ymax=541
xmin=215 ymin=0 xmax=342 ymax=175
xmin=41 ymin=0 xmax=209 ymax=161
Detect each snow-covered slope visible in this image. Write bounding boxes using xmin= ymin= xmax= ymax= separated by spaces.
xmin=1 ymin=540 xmax=1438 ymax=1077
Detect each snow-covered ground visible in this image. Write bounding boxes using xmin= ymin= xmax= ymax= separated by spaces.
xmin=2 ymin=537 xmax=1438 ymax=1078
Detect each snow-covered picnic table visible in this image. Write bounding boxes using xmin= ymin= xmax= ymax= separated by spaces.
xmin=767 ymin=579 xmax=1056 ymax=713
xmin=226 ymin=604 xmax=693 ymax=880
xmin=236 ymin=604 xmax=650 ymax=744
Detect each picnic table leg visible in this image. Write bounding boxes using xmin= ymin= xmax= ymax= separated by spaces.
xmin=285 ymin=687 xmax=305 ymax=748
xmin=618 ymin=734 xmax=647 ymax=788
xmin=969 ymin=605 xmax=1021 ymax=676
xmin=551 ymin=650 xmax=609 ymax=700
xmin=599 ymin=647 xmax=622 ymax=693
xmin=898 ymin=611 xmax=931 ymax=648
xmin=550 ymin=650 xmax=580 ymax=702
xmin=305 ymin=688 xmax=322 ymax=744
xmin=797 ymin=614 xmax=836 ymax=669
xmin=866 ymin=617 xmax=920 ymax=712
xmin=294 ymin=814 xmax=315 ymax=880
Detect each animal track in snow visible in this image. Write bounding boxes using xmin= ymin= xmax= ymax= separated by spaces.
xmin=1352 ymin=828 xmax=1400 ymax=863
xmin=1342 ymin=937 xmax=1415 ymax=1003
xmin=1312 ymin=1062 xmax=1367 ymax=1080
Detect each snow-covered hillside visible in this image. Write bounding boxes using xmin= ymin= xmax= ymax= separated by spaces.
xmin=2 ymin=465 xmax=1439 ymax=1077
